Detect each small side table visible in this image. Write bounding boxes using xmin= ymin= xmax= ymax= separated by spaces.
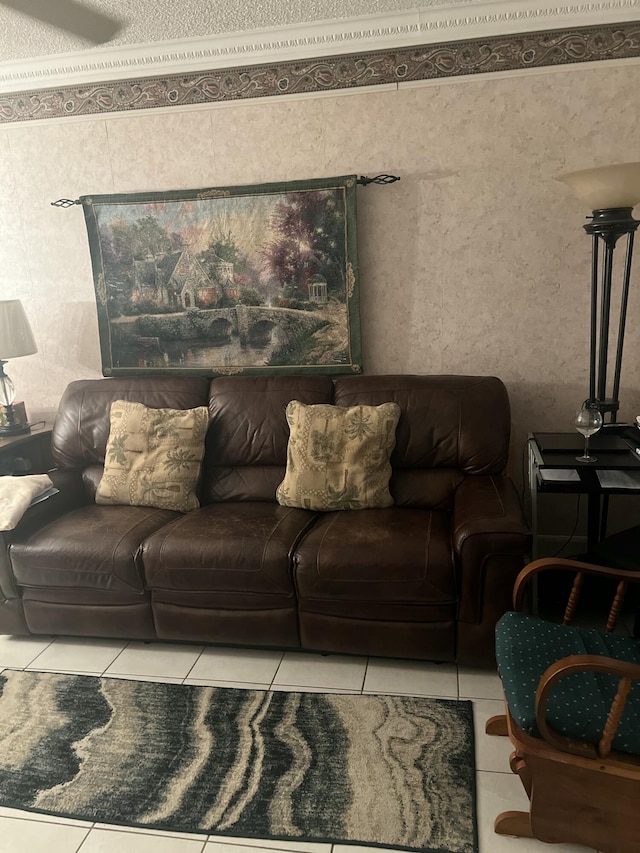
xmin=528 ymin=430 xmax=640 ymax=559
xmin=0 ymin=424 xmax=53 ymax=476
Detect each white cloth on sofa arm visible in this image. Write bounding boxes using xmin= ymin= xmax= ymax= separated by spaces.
xmin=0 ymin=475 xmax=55 ymax=531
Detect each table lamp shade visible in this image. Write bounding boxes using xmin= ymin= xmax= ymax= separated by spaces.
xmin=556 ymin=162 xmax=640 ymax=210
xmin=0 ymin=300 xmax=37 ymax=359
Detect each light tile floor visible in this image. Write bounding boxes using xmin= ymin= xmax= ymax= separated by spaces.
xmin=0 ymin=634 xmax=602 ymax=853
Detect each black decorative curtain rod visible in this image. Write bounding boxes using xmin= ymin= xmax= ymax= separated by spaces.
xmin=356 ymin=174 xmax=400 ymax=186
xmin=51 ymin=175 xmax=399 ymax=207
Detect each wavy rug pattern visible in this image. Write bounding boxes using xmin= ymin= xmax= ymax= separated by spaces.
xmin=0 ymin=670 xmax=477 ymax=853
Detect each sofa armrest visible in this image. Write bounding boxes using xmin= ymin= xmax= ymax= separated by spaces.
xmin=453 ymin=475 xmax=530 ymax=552
xmin=0 ymin=468 xmax=88 ymax=610
xmin=0 ymin=469 xmax=89 ymax=635
xmin=8 ymin=468 xmax=88 ymax=540
xmin=453 ymin=475 xmax=531 ymax=666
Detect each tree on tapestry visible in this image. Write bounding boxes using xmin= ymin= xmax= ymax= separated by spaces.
xmin=101 ymin=217 xmax=186 ymax=317
xmin=199 ymin=229 xmax=263 ymax=308
xmin=262 ymin=190 xmax=346 ymax=309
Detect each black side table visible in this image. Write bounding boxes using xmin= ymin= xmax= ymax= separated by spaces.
xmin=528 ymin=430 xmax=640 ymax=559
xmin=0 ymin=425 xmax=53 ymax=476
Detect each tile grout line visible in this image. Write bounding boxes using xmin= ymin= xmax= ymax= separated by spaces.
xmin=70 ymin=821 xmax=93 ymax=853
xmin=20 ymin=634 xmax=57 ymax=670
xmin=182 ymin=644 xmax=208 ymax=682
xmin=100 ymin=638 xmax=132 ymax=677
xmin=360 ymin=656 xmax=369 ymax=694
xmin=268 ymin=650 xmax=286 ymax=690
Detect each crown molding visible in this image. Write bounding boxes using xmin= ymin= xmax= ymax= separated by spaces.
xmin=1 ymin=0 xmax=639 ymax=93
xmin=2 ymin=18 xmax=638 ymax=125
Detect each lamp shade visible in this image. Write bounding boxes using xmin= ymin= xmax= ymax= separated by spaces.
xmin=556 ymin=162 xmax=640 ymax=210
xmin=0 ymin=300 xmax=37 ymax=359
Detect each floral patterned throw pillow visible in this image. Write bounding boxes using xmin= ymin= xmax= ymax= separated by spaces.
xmin=96 ymin=400 xmax=209 ymax=512
xmin=276 ymin=400 xmax=401 ymax=511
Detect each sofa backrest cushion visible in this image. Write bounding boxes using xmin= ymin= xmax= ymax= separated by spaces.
xmin=51 ymin=377 xmax=210 ymax=471
xmin=333 ymin=375 xmax=510 ymax=508
xmin=201 ymin=376 xmax=334 ymax=503
xmin=51 ymin=373 xmax=511 ymax=510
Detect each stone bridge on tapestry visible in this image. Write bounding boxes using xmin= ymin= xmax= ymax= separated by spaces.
xmin=202 ymin=306 xmax=321 ymax=346
xmin=117 ymin=305 xmax=323 ymax=348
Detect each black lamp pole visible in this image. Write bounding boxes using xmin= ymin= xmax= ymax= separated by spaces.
xmin=583 ymin=207 xmax=639 ymax=422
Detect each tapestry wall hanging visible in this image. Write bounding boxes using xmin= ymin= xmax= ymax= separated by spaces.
xmin=80 ymin=175 xmax=362 ymax=376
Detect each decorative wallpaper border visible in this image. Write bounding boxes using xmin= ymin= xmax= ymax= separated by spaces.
xmin=2 ymin=0 xmax=639 ymax=92
xmin=1 ymin=20 xmax=639 ymax=124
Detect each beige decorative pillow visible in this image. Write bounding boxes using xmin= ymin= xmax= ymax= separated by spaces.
xmin=276 ymin=400 xmax=401 ymax=511
xmin=96 ymin=400 xmax=209 ymax=512
xmin=0 ymin=475 xmax=55 ymax=531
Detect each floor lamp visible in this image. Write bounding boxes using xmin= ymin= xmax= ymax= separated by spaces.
xmin=556 ymin=163 xmax=640 ymax=423
xmin=0 ymin=300 xmax=37 ymax=436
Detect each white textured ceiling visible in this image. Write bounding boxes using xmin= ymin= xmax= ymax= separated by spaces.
xmin=0 ymin=0 xmax=478 ymax=62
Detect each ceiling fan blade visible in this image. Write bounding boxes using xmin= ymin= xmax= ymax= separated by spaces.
xmin=1 ymin=0 xmax=122 ymax=44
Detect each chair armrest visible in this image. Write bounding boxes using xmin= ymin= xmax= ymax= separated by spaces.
xmin=0 ymin=468 xmax=88 ymax=606
xmin=535 ymin=654 xmax=640 ymax=760
xmin=513 ymin=557 xmax=640 ymax=611
xmin=453 ymin=475 xmax=531 ymax=621
xmin=453 ymin=475 xmax=531 ymax=551
xmin=7 ymin=468 xmax=88 ymax=541
xmin=452 ymin=476 xmax=531 ymax=665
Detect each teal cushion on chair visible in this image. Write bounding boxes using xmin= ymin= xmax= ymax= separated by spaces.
xmin=495 ymin=611 xmax=640 ymax=756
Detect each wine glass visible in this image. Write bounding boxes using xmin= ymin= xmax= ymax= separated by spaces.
xmin=574 ymin=402 xmax=603 ymax=462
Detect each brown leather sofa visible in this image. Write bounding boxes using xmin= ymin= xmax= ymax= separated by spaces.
xmin=0 ymin=374 xmax=531 ymax=667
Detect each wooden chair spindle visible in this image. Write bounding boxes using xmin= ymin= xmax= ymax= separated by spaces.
xmin=563 ymin=571 xmax=583 ymax=624
xmin=598 ymin=676 xmax=632 ymax=758
xmin=606 ymin=580 xmax=628 ymax=632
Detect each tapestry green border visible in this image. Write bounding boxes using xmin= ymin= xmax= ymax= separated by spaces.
xmin=81 ymin=175 xmax=362 ymax=377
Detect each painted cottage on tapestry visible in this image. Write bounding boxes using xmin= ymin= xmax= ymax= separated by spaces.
xmin=132 ymin=247 xmax=235 ymax=309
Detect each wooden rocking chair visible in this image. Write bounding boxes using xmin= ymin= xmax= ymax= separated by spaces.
xmin=487 ymin=557 xmax=640 ymax=853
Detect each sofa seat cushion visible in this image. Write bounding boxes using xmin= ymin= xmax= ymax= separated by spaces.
xmin=294 ymin=508 xmax=456 ymax=622
xmin=9 ymin=504 xmax=180 ymax=595
xmin=496 ymin=611 xmax=640 ymax=756
xmin=141 ymin=502 xmax=318 ymax=604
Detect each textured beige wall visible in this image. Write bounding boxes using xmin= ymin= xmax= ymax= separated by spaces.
xmin=2 ymin=61 xmax=640 ymax=485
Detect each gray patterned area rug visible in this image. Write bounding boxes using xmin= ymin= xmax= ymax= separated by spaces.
xmin=0 ymin=670 xmax=477 ymax=853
